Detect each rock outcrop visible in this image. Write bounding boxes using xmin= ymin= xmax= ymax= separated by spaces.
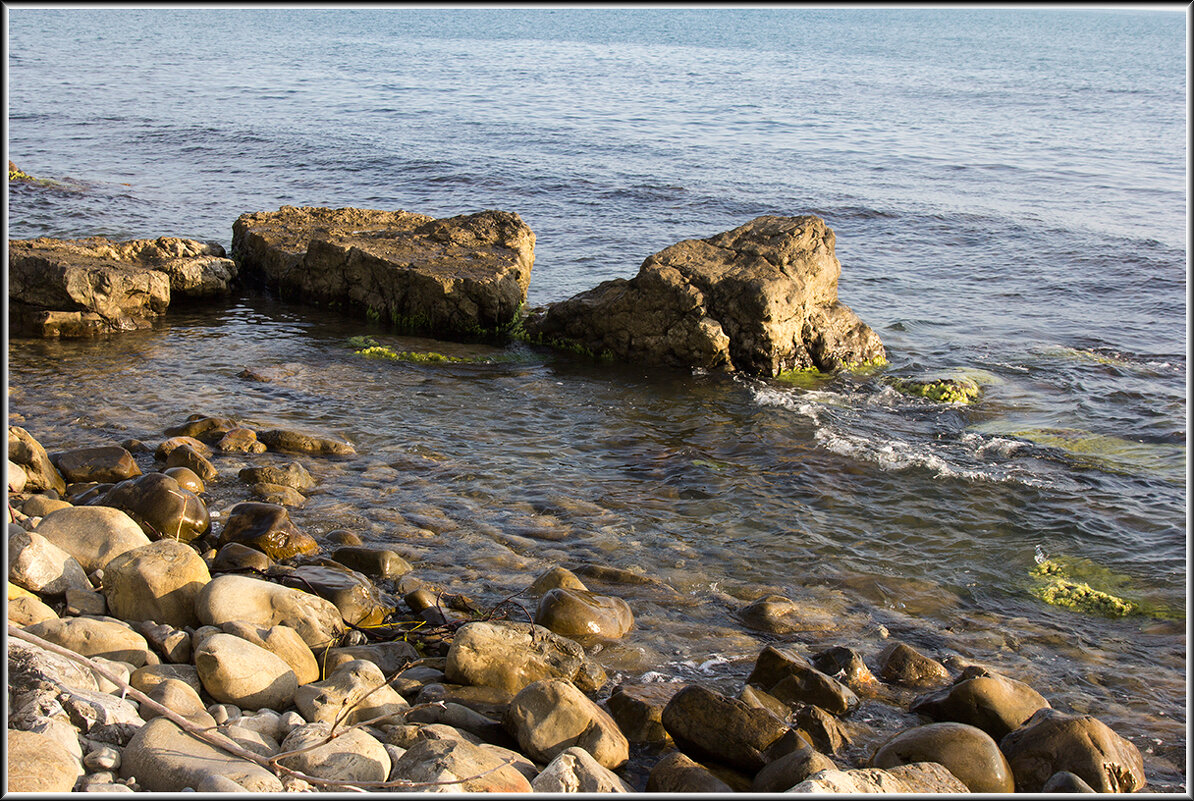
xmin=231 ymin=206 xmax=534 ymax=339
xmin=8 ymin=236 xmax=237 ymax=337
xmin=526 ymin=215 xmax=884 ymax=376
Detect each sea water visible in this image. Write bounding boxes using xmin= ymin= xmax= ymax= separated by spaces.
xmin=7 ymin=8 xmax=1186 ymax=789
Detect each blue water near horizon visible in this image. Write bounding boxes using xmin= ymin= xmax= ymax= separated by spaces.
xmin=7 ymin=7 xmax=1188 ymax=790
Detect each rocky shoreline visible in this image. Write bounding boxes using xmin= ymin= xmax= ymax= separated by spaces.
xmin=7 ymin=414 xmax=1150 ymax=793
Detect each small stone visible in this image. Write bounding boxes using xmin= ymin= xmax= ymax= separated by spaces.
xmin=646 ymin=749 xmax=734 ymax=793
xmin=161 ymin=466 xmax=204 ymax=493
xmin=51 ymin=445 xmax=141 ymax=484
xmin=532 ymin=745 xmax=636 ymax=792
xmin=877 ymin=641 xmax=951 ymax=687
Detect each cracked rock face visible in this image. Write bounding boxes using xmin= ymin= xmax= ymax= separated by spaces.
xmin=8 ymin=236 xmax=237 ymax=337
xmin=231 ymin=205 xmax=535 ymax=338
xmin=527 ymin=215 xmax=885 ymax=376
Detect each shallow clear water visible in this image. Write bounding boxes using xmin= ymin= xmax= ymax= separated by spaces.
xmin=7 ymin=8 xmax=1187 ymax=790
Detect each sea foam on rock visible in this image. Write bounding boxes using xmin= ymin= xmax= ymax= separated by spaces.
xmin=526 ymin=215 xmax=885 ymax=375
xmin=231 ymin=205 xmax=535 ymax=339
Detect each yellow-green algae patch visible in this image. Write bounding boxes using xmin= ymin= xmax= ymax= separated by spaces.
xmin=892 ymin=376 xmax=982 ymax=404
xmin=1028 ymin=556 xmax=1179 ymax=620
xmin=974 ymin=423 xmax=1185 ymax=481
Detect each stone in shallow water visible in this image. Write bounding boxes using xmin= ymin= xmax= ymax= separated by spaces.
xmin=533 ymin=587 xmax=634 ymax=641
xmin=217 ymin=501 xmax=318 ymax=560
xmin=877 ymin=641 xmax=951 ymax=687
xmin=869 ymin=721 xmax=1014 ymax=793
xmin=99 ymin=472 xmax=211 ymax=544
xmin=51 ymin=445 xmax=141 ymax=484
xmin=660 ymin=683 xmax=789 ymax=773
xmin=910 ymin=672 xmax=1051 ymax=741
xmin=998 ymin=707 xmax=1146 ymax=793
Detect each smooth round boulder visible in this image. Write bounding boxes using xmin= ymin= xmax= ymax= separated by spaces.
xmin=154 ymin=435 xmax=212 ymax=461
xmin=752 ymin=743 xmax=839 ymax=792
xmin=910 ymin=673 xmax=1051 ymax=740
xmin=102 ymin=539 xmax=211 ymax=629
xmin=505 ymin=678 xmax=629 ymax=769
xmin=646 ymin=749 xmax=735 ymax=793
xmin=293 ymin=658 xmax=408 ymax=725
xmin=21 ymin=494 xmax=74 ymax=518
xmin=529 ymin=565 xmax=588 ymax=595
xmin=161 ymin=466 xmax=204 ymax=493
xmin=331 ymin=545 xmax=413 ymax=579
xmin=220 ymin=620 xmax=320 ymax=685
xmin=8 ymin=593 xmax=59 ymax=626
xmin=998 ymin=707 xmax=1146 ymax=793
xmin=194 ymin=632 xmax=298 ymax=711
xmin=33 ymin=505 xmax=152 ymax=573
xmin=9 ymin=527 xmax=94 ymax=595
xmin=277 ymin=721 xmax=390 ymax=783
xmin=24 ymin=616 xmax=155 ymax=666
xmin=99 ymin=472 xmax=211 ymax=543
xmin=210 ymin=541 xmax=274 ymax=574
xmin=8 ymin=459 xmax=27 ymax=492
xmin=163 ymin=415 xmax=239 ymax=443
xmin=273 ymin=561 xmax=390 ymax=626
xmin=164 ymin=444 xmax=217 ymax=482
xmin=194 ymin=574 xmax=345 ymax=650
xmin=870 ymin=721 xmax=1014 ymax=793
xmin=217 ymin=502 xmax=318 ymax=560
xmin=121 ymin=717 xmax=283 ymax=792
xmin=51 ymin=445 xmax=141 ymax=484
xmin=445 ymin=620 xmax=603 ymax=695
xmin=534 ymin=587 xmax=634 ymax=641
xmin=143 ymin=678 xmax=217 ymax=727
xmin=7 ymin=728 xmax=85 ymax=792
xmin=249 ymin=482 xmax=306 ymax=506
xmin=737 ymin=593 xmax=836 ymax=634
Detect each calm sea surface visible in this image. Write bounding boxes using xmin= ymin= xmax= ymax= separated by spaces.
xmin=7 ymin=8 xmax=1187 ymax=790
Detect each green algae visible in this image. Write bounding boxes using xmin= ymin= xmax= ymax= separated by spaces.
xmin=892 ymin=376 xmax=982 ymax=405
xmin=973 ymin=422 xmax=1185 ymax=481
xmin=1028 ymin=555 xmax=1181 ymax=620
xmin=776 ymin=365 xmax=832 ymax=389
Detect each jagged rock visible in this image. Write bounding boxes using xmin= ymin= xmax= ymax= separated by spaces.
xmin=9 ymin=236 xmax=236 ymax=337
xmin=8 ymin=426 xmax=66 ymax=494
xmin=526 ymin=215 xmax=884 ymax=375
xmin=34 ymin=505 xmax=151 ymax=572
xmin=445 ymin=620 xmax=604 ymax=695
xmin=998 ymin=708 xmax=1146 ymax=793
xmin=101 ymin=539 xmax=211 ymax=629
xmin=217 ymin=502 xmax=318 ymax=560
xmin=746 ymin=645 xmax=859 ymax=716
xmin=811 ymin=645 xmax=880 ymax=693
xmin=870 ymin=721 xmax=1014 ymax=793
xmin=194 ymin=574 xmax=345 ymax=650
xmin=121 ymin=717 xmax=283 ymax=792
xmin=605 ymin=681 xmax=684 ymax=743
xmin=532 ymin=746 xmax=636 ymax=792
xmin=232 ymin=205 xmax=534 ymax=339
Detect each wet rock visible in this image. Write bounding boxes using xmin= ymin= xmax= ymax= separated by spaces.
xmin=811 ymin=645 xmax=880 ymax=693
xmin=910 ymin=672 xmax=1051 ymax=740
xmin=34 ymin=505 xmax=152 ymax=573
xmin=51 ymin=446 xmax=141 ymax=484
xmin=101 ymin=539 xmax=211 ymax=629
xmin=1042 ymin=770 xmax=1099 ymax=792
xmin=737 ymin=593 xmax=837 ymax=634
xmin=250 ymin=482 xmax=307 ymax=506
xmin=195 ymin=574 xmax=346 ymax=650
xmin=526 ymin=214 xmax=884 ymax=375
xmin=747 ymin=645 xmax=859 ymax=716
xmin=194 ymin=631 xmax=298 ymax=711
xmin=278 ymin=720 xmax=391 ymax=783
xmin=740 ymin=683 xmax=795 ymax=722
xmin=120 ymin=717 xmax=283 ymax=792
xmin=752 ymin=742 xmax=838 ymax=792
xmin=796 ymin=704 xmax=851 ymax=754
xmin=163 ymin=415 xmax=241 ymax=443
xmin=998 ymin=707 xmax=1146 ymax=793
xmin=217 ymin=501 xmax=318 ymax=559
xmin=529 ymin=565 xmax=588 ymax=594
xmin=389 ymin=735 xmax=532 ymax=792
xmin=272 ymin=560 xmax=391 ymax=627
xmin=321 ymin=640 xmax=419 ymax=678
xmin=9 ymin=527 xmax=94 ymax=595
xmin=215 ymin=427 xmax=267 ymax=454
xmin=232 ymin=205 xmax=535 ymax=339
xmin=8 ymin=728 xmax=85 ymax=792
xmin=331 ymin=545 xmax=413 ymax=579
xmin=646 ymin=749 xmax=735 ymax=793
xmin=220 ymin=620 xmax=320 ymax=685
xmin=210 ymin=541 xmax=274 ymax=573
xmin=870 ymin=720 xmax=1014 ymax=793
xmin=660 ymin=683 xmax=789 ymax=773
xmin=238 ymin=461 xmax=315 ymax=491
xmin=99 ymin=472 xmax=211 ymax=543
xmin=154 ymin=435 xmax=212 ymax=461
xmin=256 ymin=427 xmax=356 ymax=456
xmin=9 ymin=425 xmax=67 ymax=494
xmin=163 ymin=443 xmax=218 ymax=482
xmin=293 ymin=659 xmax=409 ymax=726
xmin=533 ymin=587 xmax=634 ymax=641
xmin=161 ymin=466 xmax=204 ymax=493
xmin=445 ymin=620 xmax=604 ymax=695
xmin=790 ymin=762 xmax=970 ymax=793
xmin=878 ymin=641 xmax=951 ymax=687
xmin=533 ymin=745 xmax=636 ymax=792
xmin=505 ymin=677 xmax=629 ymax=768
xmin=605 ymin=681 xmax=684 ymax=743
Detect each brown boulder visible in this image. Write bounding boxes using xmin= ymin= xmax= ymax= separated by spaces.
xmin=533 ymin=587 xmax=634 ymax=641
xmin=51 ymin=445 xmax=141 ymax=484
xmin=8 ymin=426 xmax=66 ymax=494
xmin=910 ymin=672 xmax=1051 ymax=740
xmin=232 ymin=205 xmax=535 ymax=338
xmin=998 ymin=707 xmax=1146 ymax=793
xmin=870 ymin=721 xmax=1014 ymax=793
xmin=878 ymin=641 xmax=951 ymax=687
xmin=98 ymin=472 xmax=210 ymax=543
xmin=217 ymin=502 xmax=318 ymax=560
xmin=526 ymin=215 xmax=884 ymax=375
xmin=660 ymin=684 xmax=790 ymax=773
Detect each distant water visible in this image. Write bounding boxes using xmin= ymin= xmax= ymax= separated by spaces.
xmin=7 ymin=8 xmax=1187 ymax=790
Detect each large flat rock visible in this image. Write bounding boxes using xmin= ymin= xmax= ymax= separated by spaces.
xmin=527 ymin=215 xmax=884 ymax=376
xmin=231 ymin=205 xmax=534 ymax=339
xmin=8 ymin=236 xmax=237 ymax=337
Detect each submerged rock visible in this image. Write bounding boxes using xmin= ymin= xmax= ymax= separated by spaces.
xmin=9 ymin=236 xmax=236 ymax=337
xmin=526 ymin=215 xmax=884 ymax=375
xmin=232 ymin=205 xmax=534 ymax=339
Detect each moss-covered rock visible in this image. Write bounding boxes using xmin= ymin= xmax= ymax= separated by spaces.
xmin=892 ymin=376 xmax=981 ymax=404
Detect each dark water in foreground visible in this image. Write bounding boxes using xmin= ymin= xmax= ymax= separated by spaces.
xmin=6 ymin=8 xmax=1187 ymax=790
